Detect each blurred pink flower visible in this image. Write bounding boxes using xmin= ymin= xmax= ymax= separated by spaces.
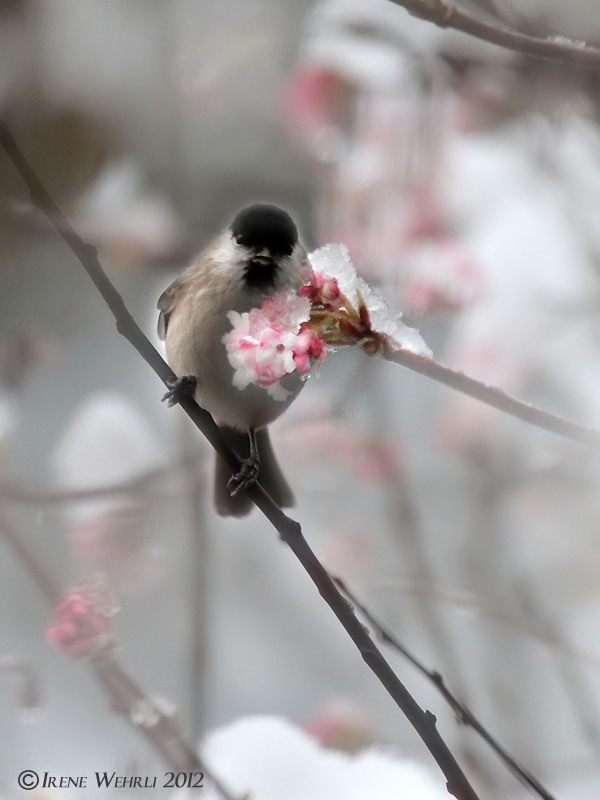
xmin=284 ymin=66 xmax=349 ymax=159
xmin=304 ymin=699 xmax=372 ymax=753
xmin=402 ymin=234 xmax=482 ymax=316
xmin=46 ymin=579 xmax=117 ymax=660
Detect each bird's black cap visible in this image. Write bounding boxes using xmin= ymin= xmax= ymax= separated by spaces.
xmin=231 ymin=204 xmax=298 ymax=256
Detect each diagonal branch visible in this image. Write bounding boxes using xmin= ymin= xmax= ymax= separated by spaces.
xmin=384 ymin=344 xmax=600 ymax=449
xmin=387 ymin=0 xmax=600 ymax=69
xmin=334 ymin=577 xmax=556 ymax=800
xmin=0 ymin=122 xmax=480 ymax=800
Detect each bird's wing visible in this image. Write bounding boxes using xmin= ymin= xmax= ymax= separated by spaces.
xmin=157 ymin=276 xmax=184 ymax=340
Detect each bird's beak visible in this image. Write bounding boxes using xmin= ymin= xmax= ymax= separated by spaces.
xmin=249 ymin=252 xmax=275 ymax=268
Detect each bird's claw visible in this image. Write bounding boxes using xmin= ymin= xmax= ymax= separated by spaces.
xmin=162 ymin=375 xmax=197 ymax=407
xmin=227 ymin=455 xmax=260 ymax=496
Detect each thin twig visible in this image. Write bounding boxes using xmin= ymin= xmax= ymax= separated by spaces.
xmin=334 ymin=577 xmax=557 ymax=800
xmin=387 ymin=0 xmax=600 ymax=69
xmin=375 ymin=575 xmax=600 ymax=672
xmin=382 ymin=460 xmax=497 ymax=790
xmin=1 ymin=122 xmax=480 ymax=800
xmin=0 ymin=454 xmax=201 ymax=506
xmin=384 ymin=345 xmax=600 ymax=450
xmin=0 ymin=510 xmax=237 ymax=800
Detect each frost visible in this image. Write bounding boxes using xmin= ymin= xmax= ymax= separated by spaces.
xmin=547 ymin=34 xmax=586 ymax=49
xmin=130 ymin=698 xmax=161 ymax=728
xmin=308 ymin=244 xmax=432 ymax=357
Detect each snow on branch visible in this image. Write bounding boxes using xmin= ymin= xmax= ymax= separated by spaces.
xmin=387 ymin=0 xmax=600 ymax=69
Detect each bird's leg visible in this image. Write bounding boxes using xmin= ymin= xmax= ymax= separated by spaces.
xmin=162 ymin=374 xmax=197 ymax=407
xmin=227 ymin=428 xmax=260 ymax=496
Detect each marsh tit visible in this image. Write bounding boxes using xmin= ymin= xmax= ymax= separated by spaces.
xmin=157 ymin=204 xmax=308 ymax=517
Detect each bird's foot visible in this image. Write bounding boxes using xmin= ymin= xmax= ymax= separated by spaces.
xmin=162 ymin=375 xmax=197 ymax=407
xmin=227 ymin=454 xmax=260 ymax=496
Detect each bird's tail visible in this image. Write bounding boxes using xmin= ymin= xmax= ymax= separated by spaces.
xmin=214 ymin=426 xmax=295 ymax=517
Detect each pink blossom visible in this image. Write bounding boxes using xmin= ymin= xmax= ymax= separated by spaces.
xmin=299 ymin=270 xmax=343 ymax=309
xmin=224 ymin=245 xmax=431 ymax=399
xmin=224 ymin=292 xmax=322 ymax=400
xmin=293 ymin=325 xmax=326 ymax=376
xmin=46 ymin=580 xmax=116 ymax=659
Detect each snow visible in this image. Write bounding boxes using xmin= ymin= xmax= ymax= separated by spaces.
xmin=547 ymin=35 xmax=587 ymax=49
xmin=53 ymin=391 xmax=165 ymax=504
xmin=194 ymin=715 xmax=447 ymax=800
xmin=308 ymin=243 xmax=432 ymax=357
xmin=51 ymin=392 xmax=167 ymax=590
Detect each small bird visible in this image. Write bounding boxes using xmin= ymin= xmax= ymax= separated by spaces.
xmin=157 ymin=204 xmax=308 ymax=516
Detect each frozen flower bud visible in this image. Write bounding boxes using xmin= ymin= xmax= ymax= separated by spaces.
xmin=308 ymin=244 xmax=432 ymax=357
xmin=293 ymin=325 xmax=326 ymax=376
xmin=299 ymin=269 xmax=343 ymax=309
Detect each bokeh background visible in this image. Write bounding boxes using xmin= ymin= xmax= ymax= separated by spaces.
xmin=1 ymin=1 xmax=600 ymax=798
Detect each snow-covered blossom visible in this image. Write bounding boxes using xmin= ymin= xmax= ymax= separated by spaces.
xmin=223 ymin=245 xmax=431 ymax=400
xmin=46 ymin=578 xmax=117 ymax=660
xmin=299 ymin=269 xmax=343 ymax=309
xmin=223 ymin=292 xmax=313 ymax=400
xmin=308 ymin=244 xmax=432 ymax=356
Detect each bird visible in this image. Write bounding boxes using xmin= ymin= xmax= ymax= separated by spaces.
xmin=157 ymin=203 xmax=308 ymax=516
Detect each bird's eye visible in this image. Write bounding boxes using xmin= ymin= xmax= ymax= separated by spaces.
xmin=235 ymin=234 xmax=248 ymax=246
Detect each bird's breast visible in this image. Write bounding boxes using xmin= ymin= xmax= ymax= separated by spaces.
xmin=164 ymin=286 xmax=303 ymax=430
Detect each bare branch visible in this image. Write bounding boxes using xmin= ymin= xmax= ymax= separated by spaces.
xmin=384 ymin=344 xmax=600 ymax=450
xmin=334 ymin=577 xmax=557 ymax=800
xmin=387 ymin=0 xmax=600 ymax=69
xmin=1 ymin=122 xmax=480 ymax=800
